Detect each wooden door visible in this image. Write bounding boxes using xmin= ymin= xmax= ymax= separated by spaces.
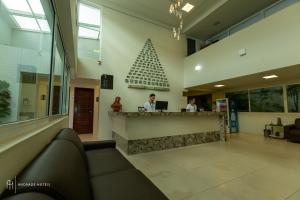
xmin=73 ymin=88 xmax=94 ymax=134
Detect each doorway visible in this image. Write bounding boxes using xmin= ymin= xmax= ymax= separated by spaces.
xmin=73 ymin=88 xmax=94 ymax=134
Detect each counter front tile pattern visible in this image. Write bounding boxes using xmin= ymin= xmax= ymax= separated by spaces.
xmin=114 ymin=131 xmax=221 ymax=155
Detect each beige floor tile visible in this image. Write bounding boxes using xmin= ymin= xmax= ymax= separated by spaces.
xmin=79 ymin=133 xmax=96 ymax=141
xmin=286 ymin=189 xmax=300 ymax=200
xmin=148 ymin=168 xmax=211 ymax=200
xmin=187 ymin=167 xmax=300 ymax=200
xmin=124 ymin=133 xmax=300 ymax=200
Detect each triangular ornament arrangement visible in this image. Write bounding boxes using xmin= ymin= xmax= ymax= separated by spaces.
xmin=125 ymin=39 xmax=170 ymax=91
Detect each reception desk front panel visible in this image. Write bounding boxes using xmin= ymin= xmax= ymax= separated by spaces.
xmin=109 ymin=112 xmax=225 ymax=154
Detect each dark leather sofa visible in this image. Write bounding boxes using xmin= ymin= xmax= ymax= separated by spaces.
xmin=285 ymin=119 xmax=300 ymax=142
xmin=1 ymin=128 xmax=168 ymax=200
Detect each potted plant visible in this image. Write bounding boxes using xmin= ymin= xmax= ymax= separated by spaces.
xmin=0 ymin=80 xmax=11 ymax=121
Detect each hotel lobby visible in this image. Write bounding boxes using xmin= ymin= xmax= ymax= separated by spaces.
xmin=0 ymin=0 xmax=300 ymax=199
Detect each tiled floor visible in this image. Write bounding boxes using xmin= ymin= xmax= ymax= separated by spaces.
xmin=79 ymin=133 xmax=96 ymax=142
xmin=123 ymin=133 xmax=300 ymax=200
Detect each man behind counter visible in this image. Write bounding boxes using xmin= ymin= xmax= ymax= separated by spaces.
xmin=144 ymin=93 xmax=156 ymax=112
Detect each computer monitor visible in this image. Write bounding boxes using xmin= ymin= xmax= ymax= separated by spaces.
xmin=155 ymin=101 xmax=168 ymax=111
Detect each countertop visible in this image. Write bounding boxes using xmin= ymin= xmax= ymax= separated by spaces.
xmin=109 ymin=111 xmax=224 ymax=117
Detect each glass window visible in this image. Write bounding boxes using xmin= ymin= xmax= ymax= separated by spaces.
xmin=287 ymin=84 xmax=300 ymax=113
xmin=250 ymin=86 xmax=284 ymax=112
xmin=0 ymin=0 xmax=54 ymax=124
xmin=62 ymin=65 xmax=70 ymax=114
xmin=226 ymin=91 xmax=249 ymax=112
xmin=51 ymin=26 xmax=64 ymax=115
xmin=188 ymin=95 xmax=212 ymax=111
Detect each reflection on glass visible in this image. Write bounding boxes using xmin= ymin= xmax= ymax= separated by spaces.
xmin=250 ymin=87 xmax=284 ymax=112
xmin=51 ymin=27 xmax=64 ymax=115
xmin=62 ymin=66 xmax=70 ymax=114
xmin=0 ymin=0 xmax=54 ymax=124
xmin=226 ymin=91 xmax=249 ymax=112
xmin=287 ymin=84 xmax=300 ymax=113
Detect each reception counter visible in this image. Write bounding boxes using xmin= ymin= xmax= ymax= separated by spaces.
xmin=109 ymin=112 xmax=226 ymax=154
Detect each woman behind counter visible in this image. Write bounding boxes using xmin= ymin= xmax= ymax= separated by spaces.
xmin=186 ymin=98 xmax=197 ymax=112
xmin=111 ymin=96 xmax=122 ymax=112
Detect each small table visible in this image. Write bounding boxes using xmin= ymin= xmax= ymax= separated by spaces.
xmin=264 ymin=124 xmax=284 ymax=139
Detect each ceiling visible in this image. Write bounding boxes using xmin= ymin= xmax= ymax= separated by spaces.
xmin=91 ymin=0 xmax=279 ymax=40
xmin=185 ymin=65 xmax=300 ymax=95
xmin=185 ymin=0 xmax=279 ymax=39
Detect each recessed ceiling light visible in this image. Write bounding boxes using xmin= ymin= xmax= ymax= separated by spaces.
xmin=215 ymin=84 xmax=225 ymax=88
xmin=195 ymin=65 xmax=202 ymax=71
xmin=182 ymin=3 xmax=194 ymax=12
xmin=263 ymin=75 xmax=278 ymax=79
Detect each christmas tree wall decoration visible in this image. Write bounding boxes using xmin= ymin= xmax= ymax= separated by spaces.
xmin=125 ymin=39 xmax=170 ymax=91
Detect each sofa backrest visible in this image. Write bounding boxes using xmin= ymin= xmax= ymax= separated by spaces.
xmin=12 ymin=140 xmax=92 ymax=200
xmin=2 ymin=193 xmax=56 ymax=200
xmin=55 ymin=128 xmax=87 ymax=163
xmin=295 ymin=119 xmax=300 ymax=129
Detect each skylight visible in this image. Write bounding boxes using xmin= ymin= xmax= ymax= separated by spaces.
xmin=37 ymin=19 xmax=51 ymax=32
xmin=2 ymin=0 xmax=32 ymax=14
xmin=79 ymin=27 xmax=99 ymax=39
xmin=28 ymin=0 xmax=45 ymax=15
xmin=79 ymin=3 xmax=100 ymax=26
xmin=13 ymin=15 xmax=40 ymax=31
xmin=78 ymin=3 xmax=101 ymax=40
xmin=2 ymin=0 xmax=50 ymax=33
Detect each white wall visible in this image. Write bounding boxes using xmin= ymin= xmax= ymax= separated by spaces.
xmin=77 ymin=7 xmax=187 ymax=140
xmin=239 ymin=112 xmax=300 ymax=134
xmin=184 ymin=2 xmax=300 ymax=88
xmin=0 ymin=12 xmax=11 ymax=45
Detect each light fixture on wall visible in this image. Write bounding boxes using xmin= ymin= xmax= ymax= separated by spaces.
xmin=263 ymin=75 xmax=278 ymax=79
xmin=169 ymin=1 xmax=194 ymax=40
xmin=215 ymin=84 xmax=225 ymax=88
xmin=195 ymin=65 xmax=202 ymax=71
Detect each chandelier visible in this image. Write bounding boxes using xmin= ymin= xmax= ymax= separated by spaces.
xmin=169 ymin=0 xmax=184 ymax=40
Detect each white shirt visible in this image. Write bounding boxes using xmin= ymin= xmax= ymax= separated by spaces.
xmin=186 ymin=104 xmax=197 ymax=112
xmin=144 ymin=101 xmax=156 ymax=112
